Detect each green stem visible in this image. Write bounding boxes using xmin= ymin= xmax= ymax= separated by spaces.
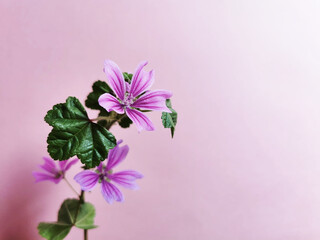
xmin=63 ymin=177 xmax=80 ymax=197
xmin=78 ymin=118 xmax=119 ymax=240
xmin=90 ymin=116 xmax=110 ymax=122
xmin=80 ymin=192 xmax=88 ymax=240
xmin=90 ymin=114 xmax=126 ymax=130
xmin=73 ymin=190 xmax=88 ymax=240
xmin=104 ymin=114 xmax=126 ymax=130
xmin=74 ymin=191 xmax=84 ymax=221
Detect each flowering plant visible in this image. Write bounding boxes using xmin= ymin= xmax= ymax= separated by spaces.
xmin=34 ymin=60 xmax=177 ymax=240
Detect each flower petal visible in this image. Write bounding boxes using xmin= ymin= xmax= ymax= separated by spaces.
xmin=59 ymin=158 xmax=78 ymax=172
xmin=106 ymin=142 xmax=129 ymax=171
xmin=125 ymin=82 xmax=131 ymax=92
xmin=39 ymin=157 xmax=57 ymax=174
xmin=32 ymin=172 xmax=62 ymax=184
xmin=103 ymin=60 xmax=126 ymax=100
xmin=108 ymin=182 xmax=124 ymax=202
xmin=101 ymin=180 xmax=114 ymax=204
xmin=131 ymin=90 xmax=173 ymax=112
xmin=98 ymin=93 xmax=124 ymax=114
xmin=74 ymin=170 xmax=99 ymax=191
xmin=101 ymin=180 xmax=123 ymax=203
xmin=58 ymin=160 xmax=67 ymax=172
xmin=110 ymin=170 xmax=143 ymax=190
xmin=63 ymin=158 xmax=79 ymax=171
xmin=130 ymin=61 xmax=154 ymax=97
xmin=126 ymin=108 xmax=155 ymax=132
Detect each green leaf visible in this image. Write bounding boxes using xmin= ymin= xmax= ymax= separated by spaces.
xmin=85 ymin=80 xmax=133 ymax=129
xmin=74 ymin=204 xmax=97 ymax=229
xmin=118 ymin=116 xmax=133 ymax=128
xmin=123 ymin=72 xmax=133 ymax=83
xmin=38 ymin=223 xmax=71 ymax=240
xmin=45 ymin=97 xmax=116 ymax=168
xmin=85 ymin=80 xmax=113 ymax=110
xmin=161 ymin=99 xmax=177 ymax=138
xmin=85 ymin=79 xmax=136 ymax=129
xmin=58 ymin=199 xmax=97 ymax=229
xmin=38 ymin=199 xmax=97 ymax=240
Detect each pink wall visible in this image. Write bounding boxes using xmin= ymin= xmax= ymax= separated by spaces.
xmin=1 ymin=0 xmax=320 ymax=239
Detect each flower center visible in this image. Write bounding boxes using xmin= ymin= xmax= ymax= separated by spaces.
xmin=121 ymin=93 xmax=134 ymax=107
xmin=55 ymin=171 xmax=63 ymax=179
xmin=99 ymin=169 xmax=113 ymax=182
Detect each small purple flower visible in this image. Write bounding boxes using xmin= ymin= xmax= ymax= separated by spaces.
xmin=98 ymin=60 xmax=173 ymax=132
xmin=74 ymin=140 xmax=143 ymax=204
xmin=33 ymin=157 xmax=78 ymax=184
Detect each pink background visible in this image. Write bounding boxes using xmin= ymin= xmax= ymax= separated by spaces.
xmin=1 ymin=1 xmax=320 ymax=239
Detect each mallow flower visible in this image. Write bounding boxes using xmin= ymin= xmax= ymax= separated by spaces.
xmin=98 ymin=60 xmax=173 ymax=132
xmin=74 ymin=140 xmax=143 ymax=204
xmin=33 ymin=157 xmax=78 ymax=184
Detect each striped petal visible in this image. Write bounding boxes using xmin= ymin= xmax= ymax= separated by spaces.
xmin=126 ymin=108 xmax=155 ymax=132
xmin=129 ymin=61 xmax=154 ymax=97
xmin=110 ymin=170 xmax=143 ymax=190
xmin=101 ymin=180 xmax=124 ymax=203
xmin=103 ymin=60 xmax=126 ymax=100
xmin=131 ymin=90 xmax=172 ymax=112
xmin=74 ymin=170 xmax=99 ymax=191
xmin=106 ymin=141 xmax=129 ymax=171
xmin=98 ymin=93 xmax=124 ymax=114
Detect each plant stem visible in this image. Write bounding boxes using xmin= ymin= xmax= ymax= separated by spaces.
xmin=74 ymin=191 xmax=84 ymax=220
xmin=63 ymin=177 xmax=80 ymax=197
xmin=79 ymin=191 xmax=88 ymax=240
xmin=106 ymin=114 xmax=126 ymax=130
xmin=84 ymin=229 xmax=88 ymax=240
xmin=78 ymin=119 xmax=119 ymax=240
xmin=90 ymin=116 xmax=111 ymax=121
xmin=90 ymin=114 xmax=126 ymax=130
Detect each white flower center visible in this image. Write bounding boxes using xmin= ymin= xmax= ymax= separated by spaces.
xmin=121 ymin=93 xmax=134 ymax=107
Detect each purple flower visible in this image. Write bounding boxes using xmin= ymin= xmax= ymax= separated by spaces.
xmin=74 ymin=140 xmax=143 ymax=204
xmin=33 ymin=157 xmax=78 ymax=184
xmin=98 ymin=60 xmax=173 ymax=132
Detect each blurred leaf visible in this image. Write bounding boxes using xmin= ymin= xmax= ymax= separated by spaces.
xmin=38 ymin=199 xmax=97 ymax=240
xmin=58 ymin=199 xmax=97 ymax=229
xmin=38 ymin=223 xmax=71 ymax=240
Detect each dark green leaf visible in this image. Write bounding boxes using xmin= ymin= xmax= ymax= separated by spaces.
xmin=118 ymin=116 xmax=133 ymax=128
xmin=45 ymin=97 xmax=116 ymax=168
xmin=85 ymin=79 xmax=133 ymax=129
xmin=161 ymin=99 xmax=177 ymax=138
xmin=45 ymin=97 xmax=88 ymax=130
xmin=38 ymin=199 xmax=97 ymax=240
xmin=85 ymin=80 xmax=113 ymax=110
